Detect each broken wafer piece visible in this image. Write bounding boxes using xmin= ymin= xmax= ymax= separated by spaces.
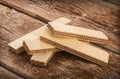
xmin=8 ymin=17 xmax=71 ymax=53
xmin=48 ymin=22 xmax=108 ymax=44
xmin=30 ymin=51 xmax=55 ymax=67
xmin=40 ymin=27 xmax=109 ymax=66
xmin=23 ymin=38 xmax=58 ymax=55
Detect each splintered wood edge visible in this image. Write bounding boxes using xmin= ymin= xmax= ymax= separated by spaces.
xmin=48 ymin=22 xmax=108 ymax=44
xmin=40 ymin=36 xmax=109 ymax=66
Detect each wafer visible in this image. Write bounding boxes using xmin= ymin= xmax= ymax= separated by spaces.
xmin=8 ymin=17 xmax=71 ymax=53
xmin=30 ymin=51 xmax=55 ymax=67
xmin=48 ymin=22 xmax=108 ymax=44
xmin=40 ymin=27 xmax=109 ymax=66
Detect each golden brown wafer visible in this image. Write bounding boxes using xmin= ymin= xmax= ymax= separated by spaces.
xmin=48 ymin=22 xmax=108 ymax=44
xmin=23 ymin=38 xmax=57 ymax=55
xmin=30 ymin=51 xmax=55 ymax=67
xmin=8 ymin=17 xmax=71 ymax=53
xmin=40 ymin=27 xmax=109 ymax=66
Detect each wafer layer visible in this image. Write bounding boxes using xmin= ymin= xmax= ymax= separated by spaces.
xmin=23 ymin=38 xmax=57 ymax=55
xmin=8 ymin=17 xmax=71 ymax=53
xmin=30 ymin=51 xmax=55 ymax=67
xmin=48 ymin=22 xmax=108 ymax=44
xmin=40 ymin=27 xmax=109 ymax=66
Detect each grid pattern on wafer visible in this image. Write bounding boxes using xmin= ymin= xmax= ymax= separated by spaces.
xmin=40 ymin=27 xmax=109 ymax=66
xmin=8 ymin=17 xmax=71 ymax=53
xmin=48 ymin=22 xmax=108 ymax=43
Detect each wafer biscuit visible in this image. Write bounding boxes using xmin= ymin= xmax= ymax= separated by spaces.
xmin=8 ymin=17 xmax=71 ymax=53
xmin=23 ymin=38 xmax=57 ymax=55
xmin=40 ymin=27 xmax=109 ymax=66
xmin=30 ymin=51 xmax=55 ymax=67
xmin=48 ymin=22 xmax=108 ymax=44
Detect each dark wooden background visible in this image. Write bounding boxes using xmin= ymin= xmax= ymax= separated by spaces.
xmin=0 ymin=0 xmax=120 ymax=79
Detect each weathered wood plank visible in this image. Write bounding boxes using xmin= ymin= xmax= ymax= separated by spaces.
xmin=0 ymin=66 xmax=23 ymax=79
xmin=0 ymin=0 xmax=119 ymax=54
xmin=0 ymin=1 xmax=120 ymax=79
xmin=103 ymin=0 xmax=120 ymax=5
xmin=55 ymin=0 xmax=120 ymax=34
xmin=0 ymin=0 xmax=62 ymax=23
xmin=0 ymin=4 xmax=45 ymax=79
xmin=54 ymin=0 xmax=120 ymax=51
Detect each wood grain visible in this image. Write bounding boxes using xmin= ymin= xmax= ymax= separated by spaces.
xmin=0 ymin=1 xmax=120 ymax=79
xmin=0 ymin=66 xmax=23 ymax=79
xmin=0 ymin=0 xmax=61 ymax=23
xmin=0 ymin=0 xmax=119 ymax=54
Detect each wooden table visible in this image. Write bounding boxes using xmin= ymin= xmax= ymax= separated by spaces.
xmin=0 ymin=0 xmax=120 ymax=79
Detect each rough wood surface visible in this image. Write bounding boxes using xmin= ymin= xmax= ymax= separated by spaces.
xmin=0 ymin=66 xmax=23 ymax=79
xmin=0 ymin=0 xmax=119 ymax=54
xmin=0 ymin=0 xmax=61 ymax=23
xmin=0 ymin=0 xmax=120 ymax=79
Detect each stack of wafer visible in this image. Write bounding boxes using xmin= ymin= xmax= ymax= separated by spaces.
xmin=8 ymin=17 xmax=109 ymax=67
